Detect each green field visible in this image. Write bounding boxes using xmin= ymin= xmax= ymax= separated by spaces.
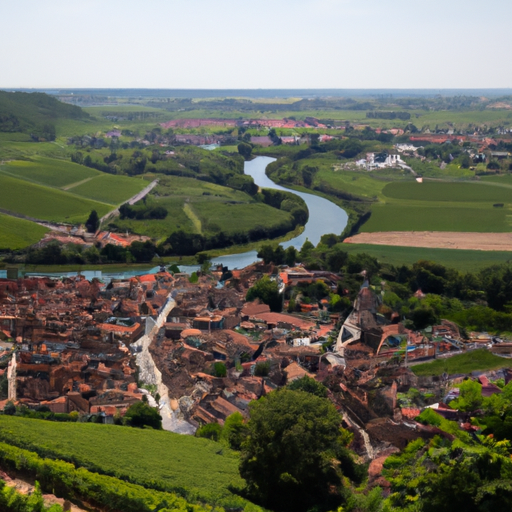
xmin=411 ymin=349 xmax=512 ymax=377
xmin=110 ymin=175 xmax=294 ymax=240
xmin=0 ymin=417 xmax=247 ymax=507
xmin=342 ymin=243 xmax=512 ymax=271
xmin=0 ymin=157 xmax=99 ymax=188
xmin=383 ymin=181 xmax=512 ymax=203
xmin=361 ymin=204 xmax=511 ymax=232
xmin=0 ymin=173 xmax=111 ymax=223
xmin=0 ymin=213 xmax=49 ymax=250
xmin=67 ymin=173 xmax=147 ymax=204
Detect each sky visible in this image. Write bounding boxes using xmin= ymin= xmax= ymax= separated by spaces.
xmin=1 ymin=0 xmax=511 ymax=89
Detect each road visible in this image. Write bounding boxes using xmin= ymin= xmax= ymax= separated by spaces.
xmin=100 ymin=179 xmax=159 ymax=224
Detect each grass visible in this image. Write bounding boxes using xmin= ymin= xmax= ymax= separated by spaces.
xmin=0 ymin=213 xmax=49 ymax=250
xmin=0 ymin=157 xmax=99 ymax=188
xmin=0 ymin=173 xmax=111 ymax=223
xmin=361 ymin=204 xmax=512 ymax=232
xmin=66 ymin=173 xmax=147 ymax=205
xmin=411 ymin=349 xmax=512 ymax=377
xmin=109 ymin=175 xmax=294 ymax=240
xmin=382 ymin=181 xmax=512 ymax=203
xmin=0 ymin=416 xmax=247 ymax=507
xmin=342 ymin=243 xmax=512 ymax=271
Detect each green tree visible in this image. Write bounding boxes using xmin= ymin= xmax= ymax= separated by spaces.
xmin=196 ymin=422 xmax=222 ymax=441
xmin=123 ymin=402 xmax=162 ymax=430
xmin=287 ymin=376 xmax=328 ymax=398
xmin=246 ymin=275 xmax=282 ymax=312
xmin=237 ymin=142 xmax=253 ymax=160
xmin=450 ymin=379 xmax=484 ymax=412
xmin=221 ymin=412 xmax=247 ymax=450
xmin=85 ymin=210 xmax=100 ymax=233
xmin=240 ymin=389 xmax=357 ymax=512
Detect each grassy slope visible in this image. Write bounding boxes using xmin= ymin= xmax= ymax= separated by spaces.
xmin=411 ymin=349 xmax=512 ymax=377
xmin=0 ymin=417 xmax=246 ymax=505
xmin=67 ymin=173 xmax=147 ymax=204
xmin=0 ymin=157 xmax=100 ymax=188
xmin=0 ymin=213 xmax=49 ymax=250
xmin=0 ymin=173 xmax=111 ymax=223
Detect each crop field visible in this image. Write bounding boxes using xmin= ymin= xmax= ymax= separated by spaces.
xmin=0 ymin=213 xmax=49 ymax=250
xmin=0 ymin=417 xmax=247 ymax=507
xmin=194 ymin=202 xmax=293 ymax=234
xmin=0 ymin=157 xmax=99 ymax=188
xmin=411 ymin=349 xmax=512 ymax=377
xmin=361 ymin=204 xmax=511 ymax=232
xmin=383 ymin=181 xmax=512 ymax=203
xmin=341 ymin=243 xmax=512 ymax=271
xmin=109 ymin=176 xmax=290 ymax=240
xmin=67 ymin=173 xmax=147 ymax=204
xmin=0 ymin=173 xmax=111 ymax=223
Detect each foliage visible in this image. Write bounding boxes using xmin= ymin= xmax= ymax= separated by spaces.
xmin=240 ymin=389 xmax=360 ymax=512
xmin=85 ymin=210 xmax=99 ymax=233
xmin=196 ymin=423 xmax=222 ymax=442
xmin=0 ymin=479 xmax=63 ymax=512
xmin=0 ymin=415 xmax=252 ymax=509
xmin=212 ymin=362 xmax=227 ymax=378
xmin=287 ymin=376 xmax=328 ymax=398
xmin=123 ymin=402 xmax=162 ymax=430
xmin=221 ymin=412 xmax=247 ymax=451
xmin=246 ymin=275 xmax=282 ymax=312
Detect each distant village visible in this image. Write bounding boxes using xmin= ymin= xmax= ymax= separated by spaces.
xmin=1 ymin=260 xmax=510 ymax=450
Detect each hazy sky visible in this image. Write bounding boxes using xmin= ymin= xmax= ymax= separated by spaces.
xmin=1 ymin=0 xmax=511 ymax=89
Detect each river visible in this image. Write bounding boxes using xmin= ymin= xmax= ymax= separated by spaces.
xmin=0 ymin=156 xmax=348 ymax=278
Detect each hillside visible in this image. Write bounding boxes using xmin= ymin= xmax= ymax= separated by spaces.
xmin=0 ymin=416 xmax=260 ymax=510
xmin=0 ymin=90 xmax=90 ymax=139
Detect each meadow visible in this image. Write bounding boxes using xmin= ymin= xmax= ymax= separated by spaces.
xmin=66 ymin=173 xmax=147 ymax=204
xmin=0 ymin=417 xmax=248 ymax=508
xmin=342 ymin=243 xmax=512 ymax=271
xmin=382 ymin=181 xmax=512 ymax=203
xmin=0 ymin=213 xmax=49 ymax=250
xmin=110 ymin=175 xmax=293 ymax=241
xmin=411 ymin=349 xmax=512 ymax=377
xmin=361 ymin=204 xmax=511 ymax=232
xmin=0 ymin=157 xmax=99 ymax=188
xmin=0 ymin=173 xmax=111 ymax=223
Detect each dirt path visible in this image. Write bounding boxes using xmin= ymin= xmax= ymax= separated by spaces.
xmin=100 ymin=179 xmax=158 ymax=224
xmin=62 ymin=176 xmax=94 ymax=191
xmin=345 ymin=231 xmax=512 ymax=251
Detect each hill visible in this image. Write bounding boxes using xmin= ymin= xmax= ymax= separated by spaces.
xmin=0 ymin=416 xmax=259 ymax=510
xmin=0 ymin=90 xmax=90 ymax=140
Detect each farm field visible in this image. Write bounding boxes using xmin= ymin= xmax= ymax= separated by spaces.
xmin=0 ymin=157 xmax=100 ymax=188
xmin=109 ymin=175 xmax=293 ymax=240
xmin=382 ymin=181 xmax=512 ymax=203
xmin=0 ymin=416 xmax=247 ymax=508
xmin=67 ymin=173 xmax=147 ymax=204
xmin=0 ymin=173 xmax=111 ymax=223
xmin=345 ymin=232 xmax=512 ymax=252
xmin=0 ymin=213 xmax=49 ymax=250
xmin=361 ymin=204 xmax=511 ymax=232
xmin=341 ymin=243 xmax=512 ymax=271
xmin=411 ymin=349 xmax=512 ymax=377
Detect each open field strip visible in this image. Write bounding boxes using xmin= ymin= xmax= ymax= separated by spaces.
xmin=183 ymin=203 xmax=202 ymax=233
xmin=345 ymin=231 xmax=512 ymax=251
xmin=62 ymin=176 xmax=95 ymax=190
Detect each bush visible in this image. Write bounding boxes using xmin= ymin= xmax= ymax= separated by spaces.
xmin=196 ymin=423 xmax=222 ymax=442
xmin=212 ymin=362 xmax=227 ymax=378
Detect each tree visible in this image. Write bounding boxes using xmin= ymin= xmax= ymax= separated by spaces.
xmin=196 ymin=422 xmax=222 ymax=441
xmin=287 ymin=376 xmax=328 ymax=398
xmin=221 ymin=412 xmax=247 ymax=450
xmin=237 ymin=142 xmax=253 ymax=160
xmin=123 ymin=402 xmax=162 ymax=430
xmin=85 ymin=210 xmax=100 ymax=233
xmin=240 ymin=389 xmax=356 ymax=512
xmin=246 ymin=275 xmax=282 ymax=312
